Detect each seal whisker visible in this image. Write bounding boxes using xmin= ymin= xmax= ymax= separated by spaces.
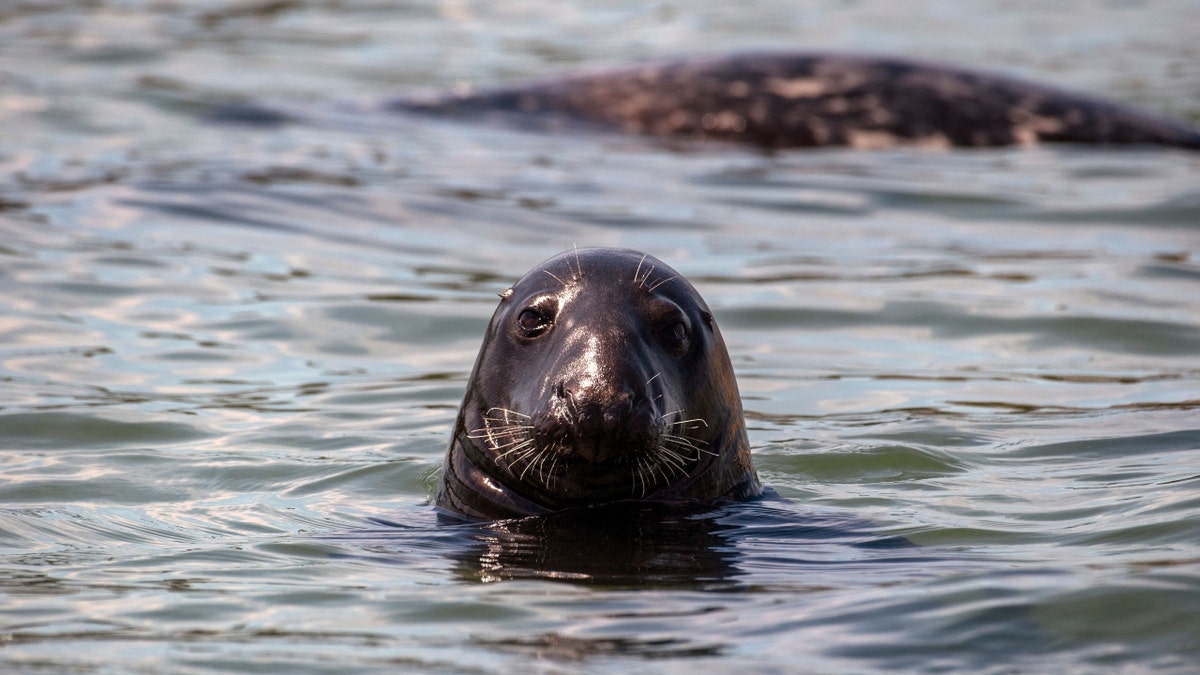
xmin=666 ymin=434 xmax=718 ymax=454
xmin=475 ymin=425 xmax=537 ymax=437
xmin=544 ymin=269 xmax=568 ymax=287
xmin=632 ymin=457 xmax=644 ymax=496
xmin=634 ymin=455 xmax=654 ymax=497
xmin=634 ymin=263 xmax=656 ymax=289
xmin=661 ymin=413 xmax=709 ymax=437
xmin=496 ymin=417 xmax=530 ymax=427
xmin=486 ymin=437 xmax=537 ymax=452
xmin=536 ymin=446 xmax=555 ymax=483
xmin=523 ymin=449 xmax=543 ymax=482
xmin=643 ymin=456 xmax=658 ymax=496
xmin=494 ymin=441 xmax=536 ymax=461
xmin=471 ymin=424 xmax=533 ymax=436
xmin=535 ymin=448 xmax=557 ymax=485
xmin=474 ymin=434 xmax=531 ymax=450
xmin=655 ymin=446 xmax=690 ymax=472
xmin=517 ymin=450 xmax=542 ymax=481
xmin=660 ymin=433 xmax=702 ymax=450
xmin=476 ymin=408 xmax=537 ymax=452
xmin=662 ymin=434 xmax=719 ymax=458
xmin=667 ymin=417 xmax=709 ymax=437
xmin=507 ymin=442 xmax=546 ymax=477
xmin=647 ymin=275 xmax=676 ymax=292
xmin=660 ymin=409 xmax=688 ymax=422
xmin=494 ymin=438 xmax=537 ymax=461
xmin=471 ymin=419 xmax=535 ymax=454
xmin=483 ymin=407 xmax=531 ymax=419
xmin=495 ymin=417 xmax=530 ymax=428
xmin=643 ymin=453 xmax=667 ymax=487
xmin=545 ymin=453 xmax=560 ymax=488
xmin=633 ymin=254 xmax=648 ymax=288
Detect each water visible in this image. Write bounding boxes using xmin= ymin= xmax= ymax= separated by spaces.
xmin=2 ymin=1 xmax=1199 ymax=672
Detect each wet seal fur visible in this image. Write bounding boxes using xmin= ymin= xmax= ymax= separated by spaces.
xmin=396 ymin=51 xmax=1200 ymax=150
xmin=437 ymin=248 xmax=762 ymax=520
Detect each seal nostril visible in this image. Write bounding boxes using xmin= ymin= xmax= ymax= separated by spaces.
xmin=555 ymin=381 xmax=568 ymax=399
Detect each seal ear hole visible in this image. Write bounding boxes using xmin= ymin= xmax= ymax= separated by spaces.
xmin=700 ymin=311 xmax=715 ymax=331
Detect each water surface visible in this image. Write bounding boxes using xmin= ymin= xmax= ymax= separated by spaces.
xmin=2 ymin=1 xmax=1199 ymax=672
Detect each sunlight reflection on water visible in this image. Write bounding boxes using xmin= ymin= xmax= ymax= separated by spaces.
xmin=2 ymin=1 xmax=1199 ymax=672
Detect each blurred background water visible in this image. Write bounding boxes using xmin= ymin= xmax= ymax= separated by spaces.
xmin=2 ymin=1 xmax=1199 ymax=672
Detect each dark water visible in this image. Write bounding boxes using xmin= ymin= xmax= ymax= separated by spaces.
xmin=2 ymin=1 xmax=1200 ymax=672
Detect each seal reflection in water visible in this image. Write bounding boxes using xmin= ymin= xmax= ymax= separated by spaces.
xmin=438 ymin=248 xmax=762 ymax=520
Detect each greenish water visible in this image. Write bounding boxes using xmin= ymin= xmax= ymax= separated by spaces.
xmin=2 ymin=1 xmax=1199 ymax=672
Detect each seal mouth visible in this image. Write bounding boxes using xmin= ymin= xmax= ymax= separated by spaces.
xmin=468 ymin=406 xmax=715 ymax=503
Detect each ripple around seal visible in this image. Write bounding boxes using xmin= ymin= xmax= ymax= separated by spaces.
xmin=1009 ymin=428 xmax=1200 ymax=460
xmin=723 ymin=300 xmax=1200 ymax=363
xmin=756 ymin=444 xmax=966 ymax=483
xmin=0 ymin=412 xmax=208 ymax=449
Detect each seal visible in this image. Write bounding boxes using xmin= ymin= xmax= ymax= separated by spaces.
xmin=396 ymin=51 xmax=1200 ymax=150
xmin=437 ymin=247 xmax=762 ymax=520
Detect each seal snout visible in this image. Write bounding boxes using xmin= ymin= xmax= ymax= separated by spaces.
xmin=536 ymin=373 xmax=661 ymax=464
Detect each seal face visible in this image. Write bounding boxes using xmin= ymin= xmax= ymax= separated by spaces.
xmin=437 ymin=248 xmax=762 ymax=520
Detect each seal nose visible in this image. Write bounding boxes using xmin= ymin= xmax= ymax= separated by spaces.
xmin=555 ymin=375 xmax=636 ymax=420
xmin=551 ymin=375 xmax=651 ymax=463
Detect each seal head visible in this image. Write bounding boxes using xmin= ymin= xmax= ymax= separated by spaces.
xmin=437 ymin=248 xmax=761 ymax=520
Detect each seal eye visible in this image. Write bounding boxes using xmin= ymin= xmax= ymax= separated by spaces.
xmin=517 ymin=308 xmax=552 ymax=337
xmin=662 ymin=320 xmax=690 ymax=356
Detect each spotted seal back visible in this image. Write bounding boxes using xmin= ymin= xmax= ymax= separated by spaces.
xmin=396 ymin=52 xmax=1200 ymax=150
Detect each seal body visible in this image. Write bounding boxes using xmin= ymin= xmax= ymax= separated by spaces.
xmin=397 ymin=52 xmax=1200 ymax=150
xmin=437 ymin=248 xmax=762 ymax=520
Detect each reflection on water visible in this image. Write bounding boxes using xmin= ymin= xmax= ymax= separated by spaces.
xmin=450 ymin=503 xmax=744 ymax=587
xmin=434 ymin=501 xmax=918 ymax=588
xmin=2 ymin=0 xmax=1200 ymax=672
